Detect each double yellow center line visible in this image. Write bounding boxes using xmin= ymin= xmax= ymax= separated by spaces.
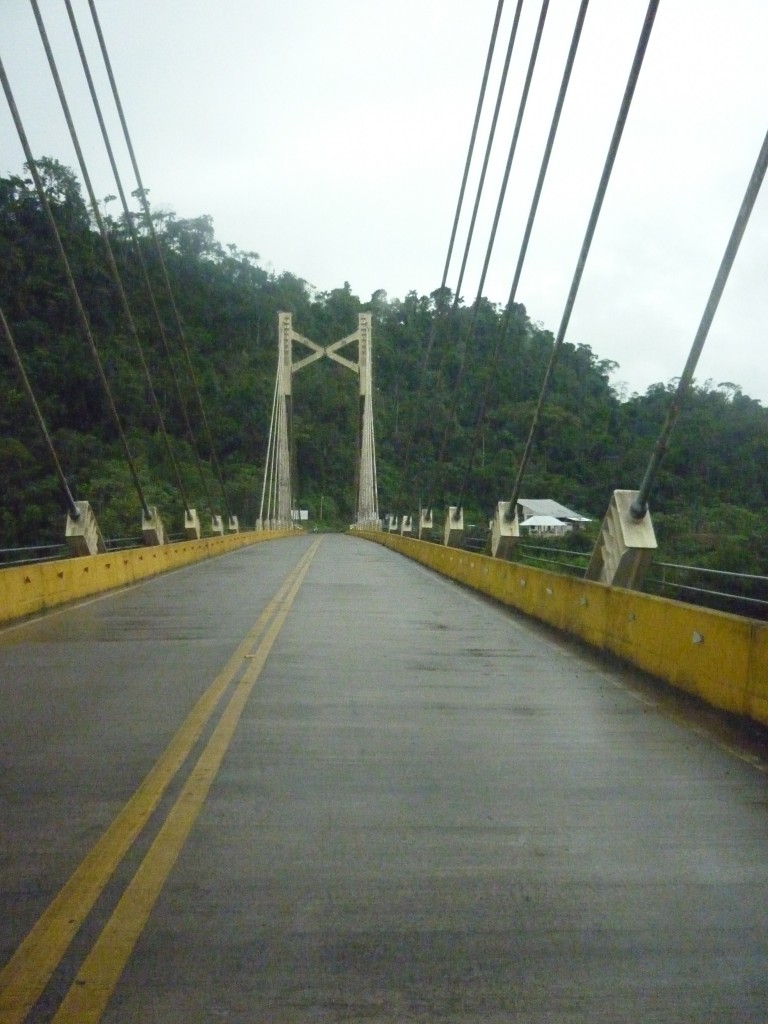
xmin=0 ymin=538 xmax=321 ymax=1024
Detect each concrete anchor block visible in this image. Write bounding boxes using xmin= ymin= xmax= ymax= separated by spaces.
xmin=211 ymin=515 xmax=225 ymax=536
xmin=418 ymin=508 xmax=433 ymax=539
xmin=490 ymin=501 xmax=520 ymax=559
xmin=227 ymin=515 xmax=240 ymax=533
xmin=65 ymin=500 xmax=106 ymax=556
xmin=142 ymin=506 xmax=166 ymax=546
xmin=443 ymin=506 xmax=464 ymax=547
xmin=388 ymin=516 xmax=399 ymax=533
xmin=184 ymin=508 xmax=201 ymax=540
xmin=400 ymin=515 xmax=413 ymax=536
xmin=585 ymin=489 xmax=657 ymax=590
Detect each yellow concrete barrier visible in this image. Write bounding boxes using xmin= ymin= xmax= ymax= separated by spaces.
xmin=357 ymin=532 xmax=768 ymax=730
xmin=0 ymin=531 xmax=295 ymax=627
xmin=749 ymin=627 xmax=768 ymax=725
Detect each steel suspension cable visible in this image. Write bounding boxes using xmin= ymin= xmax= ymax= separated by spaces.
xmin=630 ymin=127 xmax=768 ymax=520
xmin=431 ymin=0 xmax=548 ymax=512
xmin=87 ymin=0 xmax=232 ymax=520
xmin=0 ymin=56 xmax=152 ymax=519
xmin=258 ymin=369 xmax=280 ymax=525
xmin=64 ymin=0 xmax=214 ymax=516
xmin=455 ymin=0 xmax=589 ymax=511
xmin=394 ymin=0 xmax=505 ymax=512
xmin=0 ymin=304 xmax=80 ymax=520
xmin=30 ymin=0 xmax=192 ymax=516
xmin=505 ymin=0 xmax=660 ymax=520
xmin=452 ymin=0 xmax=524 ymax=305
xmin=371 ymin=399 xmax=379 ymax=516
xmin=402 ymin=1 xmax=524 ymax=514
xmin=441 ymin=0 xmax=506 ymax=294
xmin=272 ymin=400 xmax=283 ymax=522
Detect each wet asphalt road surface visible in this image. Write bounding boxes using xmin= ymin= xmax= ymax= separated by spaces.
xmin=1 ymin=533 xmax=767 ymax=1023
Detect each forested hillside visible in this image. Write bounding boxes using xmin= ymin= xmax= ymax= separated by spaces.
xmin=1 ymin=159 xmax=767 ymax=578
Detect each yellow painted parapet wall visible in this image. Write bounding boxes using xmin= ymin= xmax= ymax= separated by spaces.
xmin=356 ymin=532 xmax=768 ymax=730
xmin=0 ymin=530 xmax=295 ymax=628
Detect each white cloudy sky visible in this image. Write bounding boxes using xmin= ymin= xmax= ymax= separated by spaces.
xmin=2 ymin=1 xmax=767 ymax=403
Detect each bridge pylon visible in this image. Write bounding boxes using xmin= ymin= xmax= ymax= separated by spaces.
xmin=258 ymin=313 xmax=380 ymax=531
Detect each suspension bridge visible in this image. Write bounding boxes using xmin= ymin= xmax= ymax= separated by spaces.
xmin=1 ymin=2 xmax=768 ymax=1022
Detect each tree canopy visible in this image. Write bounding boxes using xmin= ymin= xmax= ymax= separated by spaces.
xmin=1 ymin=159 xmax=766 ymax=587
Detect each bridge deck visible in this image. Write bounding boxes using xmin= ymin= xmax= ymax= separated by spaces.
xmin=1 ymin=534 xmax=767 ymax=1023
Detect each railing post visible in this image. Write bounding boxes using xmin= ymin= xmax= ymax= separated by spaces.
xmin=489 ymin=500 xmax=520 ymax=558
xmin=443 ymin=506 xmax=464 ymax=547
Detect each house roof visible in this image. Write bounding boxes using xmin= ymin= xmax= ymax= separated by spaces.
xmin=520 ymin=515 xmax=567 ymax=528
xmin=518 ymin=498 xmax=591 ymax=522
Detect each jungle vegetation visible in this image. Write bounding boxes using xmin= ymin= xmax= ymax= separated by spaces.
xmin=1 ymin=159 xmax=766 ymax=605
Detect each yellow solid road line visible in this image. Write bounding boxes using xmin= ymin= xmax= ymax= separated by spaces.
xmin=0 ymin=539 xmax=319 ymax=1024
xmin=51 ymin=538 xmax=320 ymax=1023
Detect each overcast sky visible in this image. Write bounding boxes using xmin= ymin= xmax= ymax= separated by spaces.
xmin=2 ymin=1 xmax=767 ymax=404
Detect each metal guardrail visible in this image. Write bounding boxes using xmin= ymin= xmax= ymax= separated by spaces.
xmin=513 ymin=550 xmax=588 ymax=575
xmin=0 ymin=530 xmax=231 ymax=568
xmin=462 ymin=536 xmax=487 ymax=553
xmin=513 ymin=543 xmax=589 ymax=570
xmin=515 ymin=544 xmax=768 ymax=618
xmin=648 ymin=561 xmax=768 ymax=615
xmin=0 ymin=543 xmax=68 ymax=567
xmin=103 ymin=536 xmax=143 ymax=552
xmin=654 ymin=560 xmax=768 ymax=584
xmin=461 ymin=537 xmax=768 ymax=619
xmin=648 ymin=577 xmax=768 ymax=611
xmin=0 ymin=537 xmax=144 ymax=566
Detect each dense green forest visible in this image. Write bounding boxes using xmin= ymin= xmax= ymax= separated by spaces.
xmin=1 ymin=159 xmax=767 ymax=593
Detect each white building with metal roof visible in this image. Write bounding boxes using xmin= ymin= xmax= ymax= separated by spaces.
xmin=517 ymin=499 xmax=592 ymax=528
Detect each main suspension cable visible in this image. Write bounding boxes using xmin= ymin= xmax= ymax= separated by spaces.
xmin=630 ymin=127 xmax=768 ymax=520
xmin=455 ymin=0 xmax=589 ymax=511
xmin=505 ymin=0 xmax=660 ymax=518
xmin=87 ymin=0 xmax=232 ymax=520
xmin=64 ymin=0 xmax=214 ymax=516
xmin=0 ymin=304 xmax=80 ymax=520
xmin=31 ymin=0 xmax=192 ymax=516
xmin=431 ymin=0 xmax=549 ymax=511
xmin=394 ymin=0 xmax=505 ymax=512
xmin=0 ymin=56 xmax=152 ymax=520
